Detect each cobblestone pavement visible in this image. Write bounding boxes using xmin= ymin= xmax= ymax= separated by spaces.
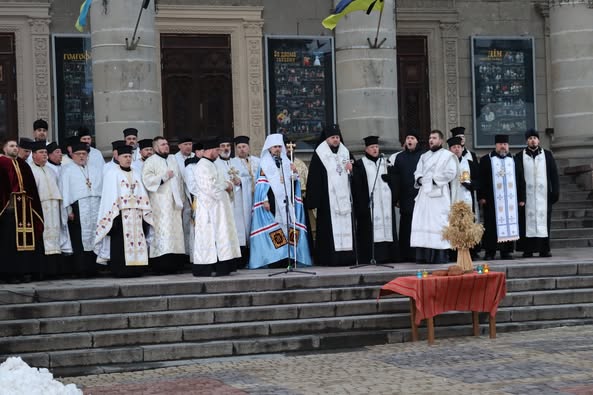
xmin=63 ymin=325 xmax=593 ymax=394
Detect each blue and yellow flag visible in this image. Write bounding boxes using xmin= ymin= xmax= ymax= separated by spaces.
xmin=322 ymin=0 xmax=384 ymax=30
xmin=75 ymin=0 xmax=92 ymax=32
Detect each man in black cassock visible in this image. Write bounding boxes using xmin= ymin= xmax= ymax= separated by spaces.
xmin=451 ymin=126 xmax=479 ymax=164
xmin=384 ymin=131 xmax=425 ymax=262
xmin=478 ymin=134 xmax=523 ymax=260
xmin=305 ymin=124 xmax=357 ymax=266
xmin=352 ymin=136 xmax=399 ymax=264
xmin=514 ymin=129 xmax=559 ymax=258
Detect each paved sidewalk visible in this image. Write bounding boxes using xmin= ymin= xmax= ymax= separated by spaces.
xmin=64 ymin=325 xmax=593 ymax=394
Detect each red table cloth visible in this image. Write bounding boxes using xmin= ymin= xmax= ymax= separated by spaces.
xmin=378 ymin=272 xmax=507 ymax=325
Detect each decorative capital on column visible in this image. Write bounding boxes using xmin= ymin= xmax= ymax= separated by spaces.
xmin=28 ymin=18 xmax=51 ymax=35
xmin=439 ymin=22 xmax=459 ymax=38
xmin=547 ymin=0 xmax=593 ymax=8
xmin=243 ymin=22 xmax=264 ymax=38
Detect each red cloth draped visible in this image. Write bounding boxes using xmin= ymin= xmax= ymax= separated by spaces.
xmin=378 ymin=272 xmax=507 ymax=325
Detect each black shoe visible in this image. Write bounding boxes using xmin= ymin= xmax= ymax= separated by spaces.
xmin=500 ymin=253 xmax=514 ymax=260
xmin=522 ymin=252 xmax=534 ymax=258
xmin=539 ymin=251 xmax=552 ymax=258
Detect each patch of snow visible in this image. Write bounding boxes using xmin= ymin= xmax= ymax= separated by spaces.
xmin=0 ymin=357 xmax=82 ymax=395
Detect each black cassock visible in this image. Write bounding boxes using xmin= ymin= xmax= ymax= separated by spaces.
xmin=478 ymin=152 xmax=525 ymax=254
xmin=514 ymin=148 xmax=559 ymax=255
xmin=384 ymin=147 xmax=425 ymax=262
xmin=305 ymin=150 xmax=357 ymax=266
xmin=352 ymin=156 xmax=399 ymax=264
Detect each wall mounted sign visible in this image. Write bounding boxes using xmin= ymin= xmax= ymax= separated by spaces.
xmin=471 ymin=36 xmax=536 ymax=148
xmin=52 ymin=34 xmax=94 ymax=143
xmin=265 ymin=36 xmax=335 ymax=151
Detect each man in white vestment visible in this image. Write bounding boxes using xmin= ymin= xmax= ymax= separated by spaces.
xmin=78 ymin=127 xmax=104 ymax=170
xmin=95 ymin=145 xmax=153 ymax=277
xmin=215 ymin=137 xmax=246 ymax=268
xmin=188 ymin=137 xmax=241 ymax=277
xmin=451 ymin=126 xmax=479 ymax=164
xmin=123 ymin=128 xmax=141 ymax=161
xmin=514 ymin=129 xmax=559 ymax=258
xmin=352 ymin=136 xmax=399 ymax=264
xmin=141 ymin=136 xmax=186 ymax=273
xmin=60 ymin=143 xmax=103 ymax=277
xmin=132 ymin=138 xmax=154 ymax=173
xmin=479 ymin=134 xmax=519 ymax=260
xmin=103 ymin=140 xmax=126 ymax=177
xmin=46 ymin=142 xmax=64 ymax=179
xmin=305 ymin=124 xmax=357 ymax=266
xmin=183 ymin=141 xmax=204 ymax=263
xmin=233 ymin=135 xmax=260 ymax=266
xmin=448 ymin=136 xmax=480 ymax=260
xmin=410 ymin=130 xmax=458 ymax=264
xmin=30 ymin=142 xmax=72 ymax=277
xmin=173 ymin=136 xmax=194 ymax=260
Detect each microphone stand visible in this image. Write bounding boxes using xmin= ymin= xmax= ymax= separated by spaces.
xmin=351 ymin=155 xmax=393 ymax=269
xmin=269 ymin=155 xmax=315 ymax=277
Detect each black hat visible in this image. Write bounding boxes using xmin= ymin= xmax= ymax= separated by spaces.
xmin=61 ymin=135 xmax=78 ymax=152
xmin=233 ymin=135 xmax=250 ymax=145
xmin=117 ymin=145 xmax=133 ymax=156
xmin=123 ymin=128 xmax=138 ymax=137
xmin=192 ymin=141 xmax=204 ymax=151
xmin=217 ymin=135 xmax=233 ymax=145
xmin=404 ymin=130 xmax=420 ymax=141
xmin=111 ymin=140 xmax=126 ymax=150
xmin=71 ymin=143 xmax=90 ymax=153
xmin=19 ymin=137 xmax=34 ymax=150
xmin=323 ymin=123 xmax=342 ymax=139
xmin=524 ymin=129 xmax=539 ymax=140
xmin=495 ymin=134 xmax=509 ymax=144
xmin=138 ymin=139 xmax=153 ymax=149
xmin=31 ymin=141 xmax=47 ymax=152
xmin=178 ymin=136 xmax=193 ymax=144
xmin=363 ymin=136 xmax=379 ymax=147
xmin=33 ymin=119 xmax=48 ymax=130
xmin=450 ymin=126 xmax=466 ymax=136
xmin=447 ymin=136 xmax=463 ymax=147
xmin=77 ymin=127 xmax=91 ymax=138
xmin=202 ymin=137 xmax=220 ymax=150
xmin=46 ymin=142 xmax=60 ymax=154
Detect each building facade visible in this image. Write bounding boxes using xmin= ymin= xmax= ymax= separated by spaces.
xmin=0 ymin=0 xmax=591 ymax=163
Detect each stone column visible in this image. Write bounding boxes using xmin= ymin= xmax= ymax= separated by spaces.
xmin=548 ymin=0 xmax=593 ymax=162
xmin=334 ymin=0 xmax=398 ymax=152
xmin=29 ymin=18 xmax=52 ymax=129
xmin=90 ymin=0 xmax=161 ymax=153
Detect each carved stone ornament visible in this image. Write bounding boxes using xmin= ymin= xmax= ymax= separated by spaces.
xmin=397 ymin=0 xmax=455 ymax=8
xmin=29 ymin=18 xmax=51 ymax=122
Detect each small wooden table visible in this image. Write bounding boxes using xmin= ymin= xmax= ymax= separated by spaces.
xmin=379 ymin=271 xmax=507 ymax=345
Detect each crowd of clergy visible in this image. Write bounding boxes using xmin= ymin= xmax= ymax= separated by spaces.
xmin=0 ymin=119 xmax=559 ymax=283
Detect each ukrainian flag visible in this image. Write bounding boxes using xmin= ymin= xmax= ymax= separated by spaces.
xmin=322 ymin=0 xmax=384 ymax=30
xmin=74 ymin=0 xmax=92 ymax=32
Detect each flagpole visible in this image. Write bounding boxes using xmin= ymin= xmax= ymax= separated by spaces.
xmin=367 ymin=1 xmax=387 ymax=49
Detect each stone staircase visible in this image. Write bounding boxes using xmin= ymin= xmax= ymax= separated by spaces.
xmin=550 ymin=174 xmax=593 ymax=248
xmin=1 ymin=260 xmax=593 ymax=377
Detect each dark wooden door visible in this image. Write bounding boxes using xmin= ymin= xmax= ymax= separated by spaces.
xmin=397 ymin=36 xmax=431 ymax=146
xmin=0 ymin=34 xmax=17 ymax=140
xmin=161 ymin=34 xmax=233 ymax=142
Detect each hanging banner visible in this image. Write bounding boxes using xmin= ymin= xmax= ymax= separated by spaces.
xmin=52 ymin=34 xmax=94 ymax=143
xmin=265 ymin=36 xmax=336 ymax=151
xmin=471 ymin=36 xmax=536 ymax=148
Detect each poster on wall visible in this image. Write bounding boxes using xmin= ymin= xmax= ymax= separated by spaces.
xmin=265 ymin=36 xmax=335 ymax=151
xmin=52 ymin=35 xmax=94 ymax=143
xmin=471 ymin=36 xmax=536 ymax=148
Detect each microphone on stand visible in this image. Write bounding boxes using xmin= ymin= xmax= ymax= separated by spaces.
xmin=274 ymin=155 xmax=282 ymax=168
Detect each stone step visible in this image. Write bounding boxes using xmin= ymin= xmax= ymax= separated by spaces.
xmin=559 ymin=190 xmax=593 ymax=201
xmin=551 ymin=208 xmax=593 ymax=219
xmin=555 ymin=201 xmax=593 ymax=209
xmin=551 ymin=228 xmax=593 ymax=239
xmin=11 ymin=315 xmax=593 ymax=375
xmin=551 ymin=238 xmax=593 ymax=248
xmin=551 ymin=218 xmax=593 ymax=229
xmin=559 ymin=183 xmax=582 ymax=192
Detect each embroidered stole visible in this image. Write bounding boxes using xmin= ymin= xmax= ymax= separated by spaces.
xmin=523 ymin=150 xmax=548 ymax=237
xmin=490 ymin=155 xmax=520 ymax=242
